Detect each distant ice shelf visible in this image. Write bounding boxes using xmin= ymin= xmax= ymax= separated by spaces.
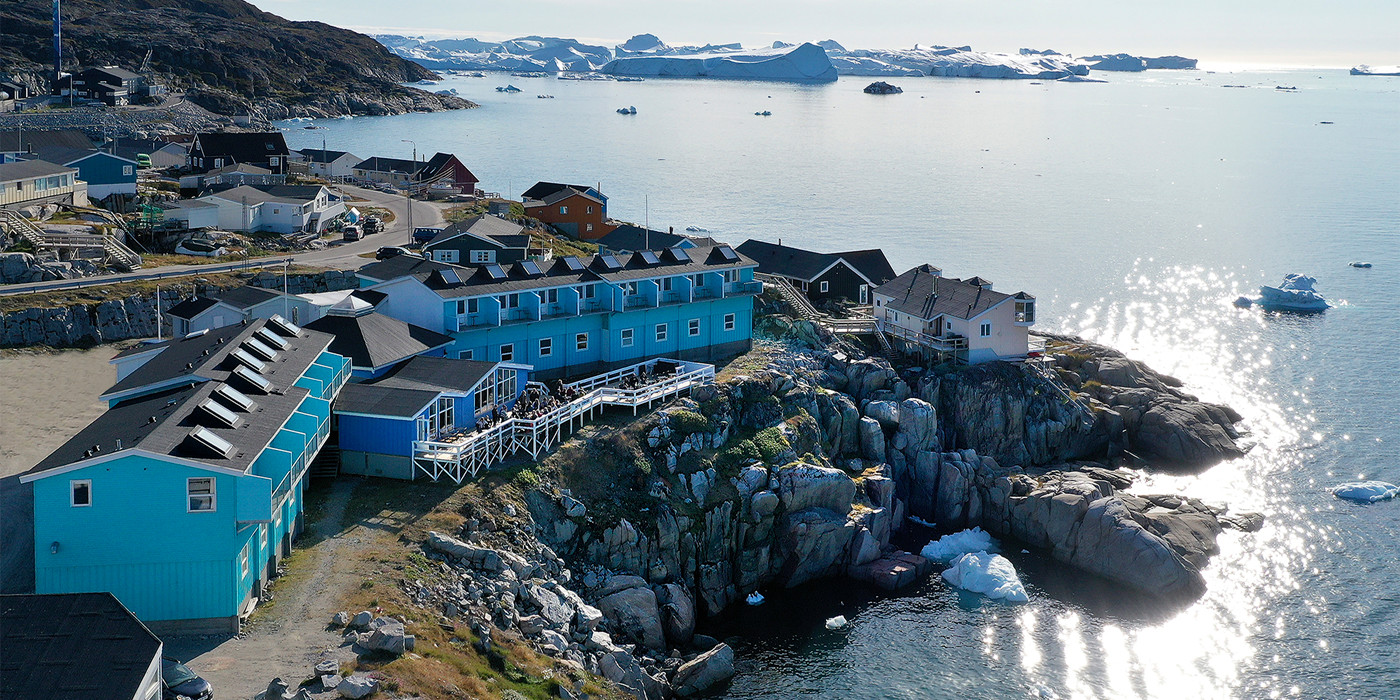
xmin=600 ymin=42 xmax=838 ymax=82
xmin=1351 ymin=65 xmax=1400 ymax=76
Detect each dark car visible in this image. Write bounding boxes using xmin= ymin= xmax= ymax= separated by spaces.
xmin=162 ymin=657 xmax=212 ymax=700
xmin=413 ymin=226 xmax=444 ymax=244
xmin=376 ymin=246 xmax=415 ymax=260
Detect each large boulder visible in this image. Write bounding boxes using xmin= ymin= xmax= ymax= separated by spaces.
xmin=672 ymin=643 xmax=736 ymax=696
xmin=1068 ymin=497 xmax=1206 ymax=599
xmin=858 ymin=417 xmax=886 ymax=462
xmin=776 ymin=463 xmax=855 ymax=514
xmin=655 ymin=583 xmax=695 ymax=647
xmin=360 ymin=617 xmax=413 ymax=655
xmin=779 ymin=508 xmax=856 ymax=587
xmin=598 ymin=650 xmax=666 ymax=700
xmin=1132 ymin=402 xmax=1244 ymax=470
xmin=596 ymin=586 xmax=665 ymax=650
xmin=337 ymin=674 xmax=379 ymax=699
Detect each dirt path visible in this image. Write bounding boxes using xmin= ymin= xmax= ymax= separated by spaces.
xmin=165 ymin=479 xmax=369 ymax=699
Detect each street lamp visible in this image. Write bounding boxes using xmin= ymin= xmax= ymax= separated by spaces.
xmin=401 ymin=139 xmax=416 ymax=246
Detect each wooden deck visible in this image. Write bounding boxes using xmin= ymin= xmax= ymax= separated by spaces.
xmin=410 ymin=358 xmax=716 ymax=483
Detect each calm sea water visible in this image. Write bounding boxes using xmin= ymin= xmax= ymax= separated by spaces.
xmin=284 ymin=70 xmax=1400 ymax=699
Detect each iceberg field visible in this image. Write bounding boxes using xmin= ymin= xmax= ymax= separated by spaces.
xmin=600 ymin=43 xmax=838 ymax=82
xmin=1331 ymin=481 xmax=1400 ymax=504
xmin=941 ymin=552 xmax=1029 ymax=603
xmin=921 ymin=527 xmax=999 ymax=562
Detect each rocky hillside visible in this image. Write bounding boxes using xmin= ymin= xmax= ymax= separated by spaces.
xmin=0 ymin=0 xmax=473 ymax=117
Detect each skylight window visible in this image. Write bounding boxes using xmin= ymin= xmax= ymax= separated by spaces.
xmin=188 ymin=426 xmax=236 ymax=458
xmin=715 ymin=246 xmax=740 ymax=262
xmin=214 ymin=384 xmax=257 ymax=412
xmin=267 ymin=314 xmax=301 ymax=337
xmin=233 ymin=365 xmax=272 ymax=393
xmin=243 ymin=337 xmax=280 ymax=362
xmin=230 ymin=348 xmax=266 ymax=372
xmin=198 ymin=398 xmax=242 ymax=428
xmin=638 ymin=250 xmax=661 ymax=266
xmin=518 ymin=261 xmax=542 ymax=277
xmin=255 ymin=327 xmax=289 ymax=350
xmin=439 ymin=269 xmax=462 ymax=285
xmin=666 ymin=247 xmax=691 ymax=262
xmin=483 ymin=264 xmax=506 ymax=280
xmin=598 ymin=255 xmax=621 ymax=270
xmin=561 ymin=256 xmax=584 ymax=271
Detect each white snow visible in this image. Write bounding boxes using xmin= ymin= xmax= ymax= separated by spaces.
xmin=824 ymin=615 xmax=848 ymax=630
xmin=941 ymin=552 xmax=1029 ymax=603
xmin=1254 ymin=274 xmax=1330 ymax=312
xmin=1352 ymin=65 xmax=1400 ymax=76
xmin=825 ymin=45 xmax=1089 ymax=80
xmin=746 ymin=591 xmax=765 ymax=606
xmin=1331 ymin=481 xmax=1400 ymax=504
xmin=601 ymin=43 xmax=838 ymax=82
xmin=920 ymin=527 xmax=999 ymax=562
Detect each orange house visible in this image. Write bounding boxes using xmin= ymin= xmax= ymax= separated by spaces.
xmin=521 ymin=182 xmax=615 ymax=240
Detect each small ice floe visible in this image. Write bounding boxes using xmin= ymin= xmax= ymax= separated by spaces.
xmin=942 ymin=552 xmax=1029 ymax=603
xmin=1021 ymin=549 xmax=1031 ymax=554
xmin=1350 ymin=261 xmax=1373 ymax=268
xmin=1331 ymin=481 xmax=1399 ymax=504
xmin=824 ymin=615 xmax=849 ymax=630
xmin=617 ymin=105 xmax=638 ymax=115
xmin=920 ymin=527 xmax=998 ymax=562
xmin=753 ymin=110 xmax=772 ymax=116
xmin=907 ymin=515 xmax=937 ymax=528
xmin=1238 ymin=274 xmax=1330 ymax=312
xmin=746 ymin=591 xmax=765 ymax=606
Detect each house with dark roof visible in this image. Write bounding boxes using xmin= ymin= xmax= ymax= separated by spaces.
xmin=17 ymin=317 xmax=350 ymax=633
xmin=0 ymin=159 xmax=84 ymax=211
xmin=103 ymin=137 xmax=189 ymax=169
xmin=422 ymin=214 xmax=539 ymax=265
xmin=872 ymin=264 xmax=1037 ymax=364
xmin=188 ymin=132 xmax=292 ymax=174
xmin=0 ymin=592 xmax=164 ymax=700
xmin=55 ymin=66 xmax=160 ymax=106
xmin=521 ymin=181 xmax=614 ymax=240
xmin=351 ymin=152 xmax=478 ymax=194
xmin=0 ymin=129 xmax=95 ymax=158
xmin=736 ymin=239 xmax=895 ymax=305
xmin=304 ymin=294 xmax=454 ymax=378
xmin=179 ymin=162 xmax=284 ymax=192
xmin=332 ymin=355 xmax=528 ymax=480
xmin=595 ymin=225 xmax=715 ymax=255
xmin=295 ymin=148 xmax=362 ymax=179
xmin=163 ymin=285 xmax=317 ymax=336
xmin=194 ymin=183 xmax=344 ymax=233
xmin=361 ymin=243 xmax=761 ymax=380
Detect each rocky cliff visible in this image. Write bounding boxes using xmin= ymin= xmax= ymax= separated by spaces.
xmin=0 ymin=0 xmax=473 ymax=117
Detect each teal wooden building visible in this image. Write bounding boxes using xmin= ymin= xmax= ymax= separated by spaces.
xmin=358 ymin=243 xmax=761 ymax=381
xmin=19 ymin=316 xmax=349 ymax=634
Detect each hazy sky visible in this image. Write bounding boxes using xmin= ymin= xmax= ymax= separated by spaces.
xmin=252 ymin=0 xmax=1399 ymax=67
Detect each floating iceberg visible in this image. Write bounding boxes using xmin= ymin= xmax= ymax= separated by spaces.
xmin=942 ymin=552 xmax=1029 ymax=602
xmin=921 ymin=527 xmax=999 ymax=563
xmin=825 ymin=45 xmax=1089 ymax=79
xmin=824 ymin=615 xmax=849 ymax=630
xmin=1332 ymin=481 xmax=1399 ymax=503
xmin=1351 ymin=65 xmax=1400 ymax=76
xmin=863 ymin=81 xmax=903 ymax=94
xmin=376 ymin=34 xmax=612 ymax=72
xmin=746 ymin=591 xmax=765 ymax=605
xmin=1083 ymin=54 xmax=1147 ymax=72
xmin=496 ymin=85 xmax=522 ymax=93
xmin=601 ymin=42 xmax=838 ymax=82
xmin=1350 ymin=261 xmax=1373 ymax=268
xmin=1257 ymin=274 xmax=1330 ymax=312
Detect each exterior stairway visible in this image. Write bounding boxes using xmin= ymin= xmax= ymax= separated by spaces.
xmin=758 ymin=273 xmax=820 ymax=321
xmin=0 ymin=209 xmax=142 ymax=271
xmin=1025 ymin=360 xmax=1096 ymax=427
xmin=309 ymin=444 xmax=340 ymax=480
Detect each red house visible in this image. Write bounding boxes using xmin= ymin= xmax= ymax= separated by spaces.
xmin=521 ymin=181 xmax=614 ymax=240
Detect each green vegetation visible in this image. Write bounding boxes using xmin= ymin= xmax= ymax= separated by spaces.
xmin=667 ymin=409 xmax=712 ymax=436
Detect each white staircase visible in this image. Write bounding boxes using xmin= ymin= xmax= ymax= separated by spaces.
xmin=759 ymin=273 xmax=820 ymax=320
xmin=0 ymin=209 xmax=142 ymax=271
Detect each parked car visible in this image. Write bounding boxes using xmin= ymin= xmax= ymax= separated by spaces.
xmin=162 ymin=657 xmax=212 ymax=700
xmin=136 ymin=154 xmax=153 ymax=168
xmin=413 ymin=227 xmax=444 ymax=244
xmin=342 ymin=225 xmax=363 ymax=242
xmin=376 ymin=246 xmax=414 ymax=260
xmin=362 ymin=217 xmax=383 ymax=235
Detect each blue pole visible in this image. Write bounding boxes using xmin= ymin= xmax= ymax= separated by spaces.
xmin=52 ymin=0 xmax=61 ymax=94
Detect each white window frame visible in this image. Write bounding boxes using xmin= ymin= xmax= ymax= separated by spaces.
xmin=471 ymin=250 xmax=494 ymax=263
xmin=539 ymin=337 xmax=553 ymax=357
xmin=459 ymin=349 xmax=474 ymax=360
xmin=560 ymin=205 xmax=569 ymax=215
xmin=723 ymin=313 xmax=736 ymax=332
xmin=70 ymin=479 xmax=91 ymax=507
xmin=122 ymin=165 xmax=134 ymax=176
xmin=661 ymin=277 xmax=673 ymax=292
xmin=655 ymin=323 xmax=668 ymax=342
xmin=260 ymin=524 xmax=269 ymax=552
xmin=585 ymin=223 xmax=593 ymax=233
xmin=239 ymin=543 xmax=250 ymax=579
xmin=440 ymin=249 xmax=459 ymax=263
xmin=980 ymin=322 xmax=992 ymax=338
xmin=576 ymin=332 xmax=589 ymax=351
xmin=620 ymin=328 xmax=634 ymax=348
xmin=187 ymin=477 xmax=216 ymax=512
xmin=500 ymin=343 xmax=515 ymax=362
xmin=688 ymin=318 xmax=701 ymax=337
xmin=819 ymin=280 xmax=829 ymax=293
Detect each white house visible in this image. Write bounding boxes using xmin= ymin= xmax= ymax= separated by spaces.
xmin=872 ymin=264 xmax=1037 ymax=364
xmin=163 ymin=285 xmax=319 ymax=335
xmin=160 ymin=200 xmax=220 ymax=229
xmin=196 ymin=184 xmax=345 ymax=234
xmin=296 ymin=148 xmax=362 ymax=180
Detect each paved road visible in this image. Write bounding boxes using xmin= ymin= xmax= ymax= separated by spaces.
xmin=0 ymin=186 xmax=445 ymax=296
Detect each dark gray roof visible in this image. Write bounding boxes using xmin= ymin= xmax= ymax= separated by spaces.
xmin=304 ymin=312 xmax=453 ymax=372
xmin=191 ymin=132 xmax=290 ymax=163
xmin=201 ymin=184 xmax=318 ymax=205
xmin=0 ymin=159 xmax=76 ymax=184
xmin=298 ymin=148 xmax=356 ymax=163
xmin=83 ymin=66 xmax=141 ymax=82
xmin=0 ymin=593 xmax=161 ymax=700
xmin=357 ymin=255 xmax=459 ymax=282
xmin=596 ymin=225 xmax=690 ymax=253
xmin=353 ymin=156 xmax=421 ymax=174
xmin=0 ymin=129 xmax=94 ymax=155
xmin=736 ymin=239 xmax=895 ymax=285
xmin=334 ymin=356 xmax=499 ymax=418
xmin=521 ymin=181 xmax=592 ymax=201
xmin=215 ymin=286 xmax=282 ymax=310
xmin=527 ymin=187 xmax=602 ymax=207
xmin=165 ymin=296 xmax=222 ymax=320
xmin=425 ymin=215 xmax=527 ymax=250
xmin=875 ymin=264 xmax=1016 ymax=321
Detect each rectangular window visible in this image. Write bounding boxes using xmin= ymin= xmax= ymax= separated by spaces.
xmin=624 ymin=281 xmax=639 ymax=295
xmin=688 ymin=318 xmax=700 ymax=337
xmin=576 ymin=332 xmax=589 ymax=351
xmin=70 ymin=480 xmax=91 ymax=507
xmin=661 ymin=277 xmax=673 ymax=292
xmin=541 ymin=288 xmax=559 ymax=304
xmin=188 ymin=477 xmax=216 ymax=512
xmin=459 ymin=349 xmax=474 ymax=360
xmin=500 ymin=343 xmax=514 ymax=362
xmin=471 ymin=250 xmax=494 ymax=263
xmin=260 ymin=524 xmax=269 ymax=552
xmin=560 ymin=205 xmax=569 ymax=215
xmin=239 ymin=544 xmax=250 ymax=579
xmin=723 ymin=313 xmax=736 ymax=332
xmin=819 ymin=280 xmax=829 ymax=293
xmin=122 ymin=165 xmax=134 ymax=176
xmin=580 ymin=284 xmax=596 ymax=299
xmin=441 ymin=250 xmax=459 ymax=263
xmin=621 ymin=328 xmax=634 ymax=348
xmin=585 ymin=223 xmax=593 ymax=233
xmin=539 ymin=337 xmax=553 ymax=357
xmin=587 ymin=205 xmax=593 ymax=214
xmin=980 ymin=322 xmax=992 ymax=337
xmin=655 ymin=323 xmax=668 ymax=342
xmin=456 ymin=300 xmax=466 ymax=315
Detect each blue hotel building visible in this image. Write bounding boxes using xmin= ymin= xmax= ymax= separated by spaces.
xmin=358 ymin=243 xmax=761 ymax=381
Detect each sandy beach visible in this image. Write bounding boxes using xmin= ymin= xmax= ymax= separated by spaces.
xmin=0 ymin=346 xmax=122 ymax=478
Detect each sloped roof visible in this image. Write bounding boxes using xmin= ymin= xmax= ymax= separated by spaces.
xmin=875 ymin=264 xmax=1016 ymax=321
xmin=735 ymin=239 xmax=896 ymax=285
xmin=304 ymin=311 xmax=453 ymax=372
xmin=0 ymin=592 xmax=161 ymax=700
xmin=521 ymin=181 xmax=592 ymax=201
xmin=297 ymin=148 xmax=356 ymax=163
xmin=357 ymin=254 xmax=459 ymax=282
xmin=0 ymin=159 xmax=76 ymax=184
xmin=200 ymin=184 xmax=316 ymax=206
xmin=192 ymin=132 xmax=290 ymax=162
xmin=352 ymin=156 xmax=420 ymax=174
xmin=425 ymin=215 xmax=527 ymax=250
xmin=526 ymin=187 xmax=602 ymax=207
xmin=834 ymin=249 xmax=897 ymax=286
xmin=215 ymin=285 xmax=283 ymax=310
xmin=596 ymin=225 xmax=691 ymax=253
xmin=335 ymin=356 xmax=499 ymax=417
xmin=164 ymin=296 xmax=222 ymax=320
xmin=0 ymin=129 xmax=94 ymax=155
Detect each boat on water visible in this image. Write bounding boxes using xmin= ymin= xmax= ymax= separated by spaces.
xmin=537 ymin=94 xmax=555 ymax=99
xmin=1350 ymin=261 xmax=1373 ymax=268
xmin=1236 ymin=273 xmax=1331 ymax=312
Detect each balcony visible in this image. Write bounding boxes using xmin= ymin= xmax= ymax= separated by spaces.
xmin=457 ymin=314 xmax=498 ymax=330
xmin=624 ymin=296 xmax=656 ymax=310
xmin=658 ymin=291 xmax=689 ymax=306
xmin=692 ymin=287 xmax=720 ymax=300
xmin=579 ymin=299 xmax=609 ymax=314
xmin=540 ymin=304 xmax=574 ymax=320
xmin=499 ymin=308 xmax=539 ymax=325
xmin=725 ymin=280 xmax=763 ymax=296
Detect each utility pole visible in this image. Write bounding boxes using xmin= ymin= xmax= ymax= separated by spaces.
xmin=401 ymin=139 xmax=416 ymax=245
